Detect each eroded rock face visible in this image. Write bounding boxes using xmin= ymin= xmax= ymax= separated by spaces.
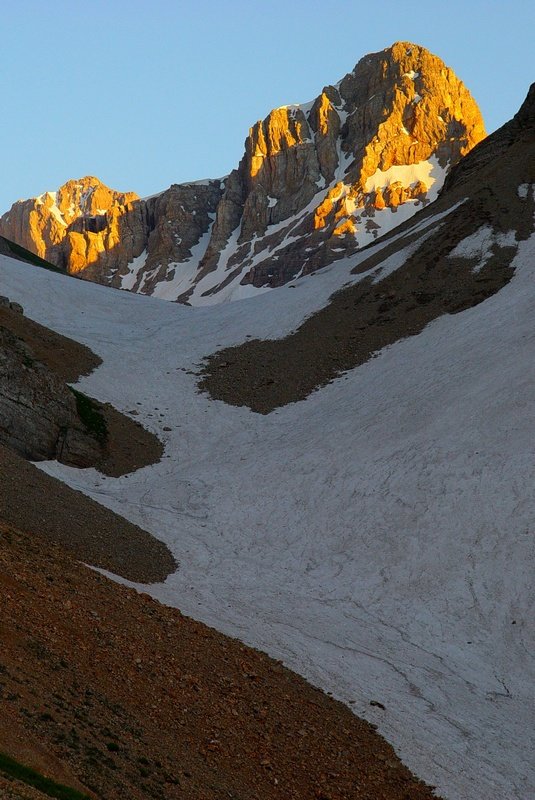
xmin=0 ymin=325 xmax=104 ymax=467
xmin=0 ymin=177 xmax=145 ymax=278
xmin=110 ymin=181 xmax=224 ymax=295
xmin=0 ymin=42 xmax=485 ymax=304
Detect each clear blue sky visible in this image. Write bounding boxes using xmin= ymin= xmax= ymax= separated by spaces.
xmin=1 ymin=1 xmax=533 ymax=213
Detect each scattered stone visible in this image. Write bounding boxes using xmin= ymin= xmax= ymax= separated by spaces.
xmin=370 ymin=700 xmax=386 ymax=710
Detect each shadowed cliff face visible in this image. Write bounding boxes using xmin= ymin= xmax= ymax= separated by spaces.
xmin=0 ymin=317 xmax=105 ymax=468
xmin=0 ymin=42 xmax=485 ymax=305
xmin=0 ymin=300 xmax=165 ymax=478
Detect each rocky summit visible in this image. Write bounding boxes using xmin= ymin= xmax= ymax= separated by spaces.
xmin=0 ymin=42 xmax=485 ymax=305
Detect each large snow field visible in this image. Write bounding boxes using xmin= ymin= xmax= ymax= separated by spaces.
xmin=1 ymin=212 xmax=534 ymax=800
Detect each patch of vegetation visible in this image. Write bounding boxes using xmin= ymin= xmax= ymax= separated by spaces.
xmin=0 ymin=236 xmax=64 ymax=273
xmin=69 ymin=388 xmax=108 ymax=442
xmin=0 ymin=751 xmax=91 ymax=799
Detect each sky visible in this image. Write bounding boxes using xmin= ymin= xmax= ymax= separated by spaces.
xmin=1 ymin=0 xmax=533 ymax=214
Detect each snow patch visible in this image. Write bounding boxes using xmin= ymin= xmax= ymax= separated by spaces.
xmin=35 ymin=191 xmax=67 ymax=227
xmin=151 ymin=222 xmax=215 ymax=301
xmin=120 ymin=250 xmax=148 ymax=291
xmin=449 ymin=226 xmax=517 ymax=272
xmin=364 ymin=157 xmax=445 ymax=197
xmin=517 ymin=183 xmax=532 ymax=200
xmin=277 ymin=98 xmax=316 ymax=117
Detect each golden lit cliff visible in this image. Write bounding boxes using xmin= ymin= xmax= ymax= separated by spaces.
xmin=0 ymin=42 xmax=485 ymax=303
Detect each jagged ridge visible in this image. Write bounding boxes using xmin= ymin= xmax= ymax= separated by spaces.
xmin=0 ymin=42 xmax=485 ymax=305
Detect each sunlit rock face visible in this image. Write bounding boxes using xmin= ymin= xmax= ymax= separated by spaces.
xmin=0 ymin=176 xmax=146 ymax=279
xmin=0 ymin=42 xmax=485 ymax=304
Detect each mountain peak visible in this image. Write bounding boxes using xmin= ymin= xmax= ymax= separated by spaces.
xmin=0 ymin=42 xmax=485 ymax=303
xmin=515 ymin=81 xmax=535 ymax=127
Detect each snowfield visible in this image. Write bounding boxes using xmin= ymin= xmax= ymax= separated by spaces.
xmin=1 ymin=212 xmax=534 ymax=800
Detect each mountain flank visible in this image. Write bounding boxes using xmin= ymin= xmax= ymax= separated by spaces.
xmin=0 ymin=235 xmax=61 ymax=273
xmin=0 ymin=443 xmax=174 ymax=582
xmin=199 ymin=83 xmax=535 ymax=413
xmin=0 ymin=521 xmax=440 ymax=800
xmin=0 ymin=42 xmax=485 ymax=305
xmin=0 ymin=299 xmax=163 ymax=476
xmin=0 ymin=298 xmax=175 ymax=581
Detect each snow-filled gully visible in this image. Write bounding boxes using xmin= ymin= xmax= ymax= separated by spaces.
xmin=1 ymin=219 xmax=534 ymax=800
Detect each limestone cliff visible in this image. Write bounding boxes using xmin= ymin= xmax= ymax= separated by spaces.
xmin=0 ymin=177 xmax=144 ymax=277
xmin=0 ymin=42 xmax=485 ymax=304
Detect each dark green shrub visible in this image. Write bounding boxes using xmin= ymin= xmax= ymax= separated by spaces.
xmin=0 ymin=751 xmax=91 ymax=799
xmin=69 ymin=388 xmax=108 ymax=442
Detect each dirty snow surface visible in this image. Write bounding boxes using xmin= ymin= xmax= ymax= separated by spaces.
xmin=1 ymin=218 xmax=534 ymax=800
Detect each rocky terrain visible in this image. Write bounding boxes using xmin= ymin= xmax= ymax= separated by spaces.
xmin=200 ymin=84 xmax=535 ymax=412
xmin=0 ymin=42 xmax=485 ymax=305
xmin=0 ymin=298 xmax=175 ymax=582
xmin=1 ymin=43 xmax=534 ymax=800
xmin=0 ymin=180 xmax=140 ymax=276
xmin=0 ymin=521 xmax=440 ymax=800
xmin=0 ymin=311 xmax=104 ymax=468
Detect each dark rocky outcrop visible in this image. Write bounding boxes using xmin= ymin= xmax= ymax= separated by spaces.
xmin=0 ymin=323 xmax=105 ymax=467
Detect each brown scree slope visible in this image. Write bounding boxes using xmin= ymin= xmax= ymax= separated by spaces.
xmin=0 ymin=522 xmax=441 ymax=800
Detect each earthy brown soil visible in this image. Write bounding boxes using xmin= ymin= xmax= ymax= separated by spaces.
xmin=0 ymin=522 xmax=440 ymax=800
xmin=87 ymin=401 xmax=163 ymax=479
xmin=0 ymin=305 xmax=163 ymax=477
xmin=199 ymin=101 xmax=535 ymax=415
xmin=0 ymin=444 xmax=175 ymax=583
xmin=0 ymin=306 xmax=101 ymax=384
xmin=0 ymin=776 xmax=50 ymax=799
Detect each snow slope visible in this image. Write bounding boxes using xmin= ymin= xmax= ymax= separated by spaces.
xmin=1 ymin=205 xmax=534 ymax=799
